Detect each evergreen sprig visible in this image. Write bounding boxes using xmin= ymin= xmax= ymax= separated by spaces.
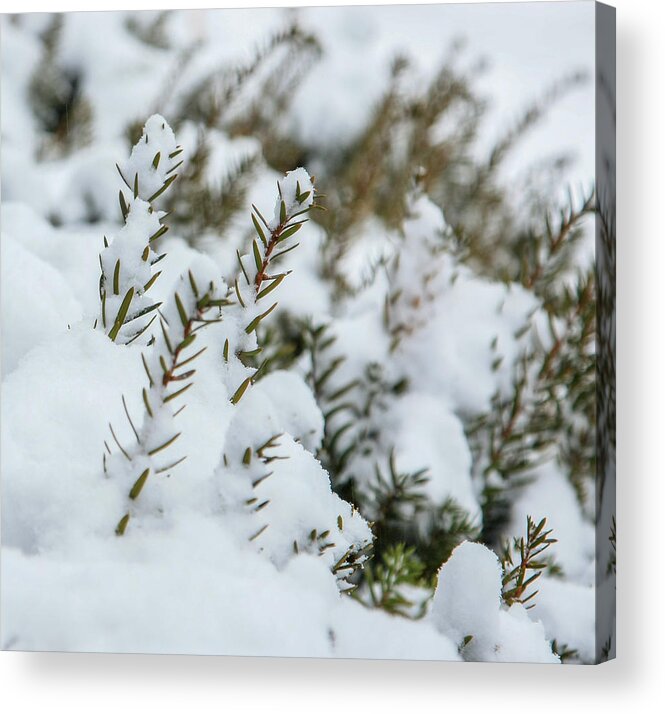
xmin=99 ymin=117 xmax=183 ymax=344
xmin=305 ymin=325 xmax=405 ymax=493
xmin=368 ymin=451 xmax=429 ymax=541
xmin=330 ymin=536 xmax=374 ymax=593
xmin=303 ymin=320 xmax=361 ymax=477
xmin=292 ymin=522 xmax=374 ymax=593
xmin=500 ymin=516 xmax=557 ymax=609
xmin=228 ymin=172 xmax=319 ymax=403
xmin=415 ymin=499 xmax=481 ymax=577
xmin=305 ymin=49 xmax=587 ymax=291
xmin=519 ymin=188 xmax=595 ymax=300
xmin=368 ymin=455 xmax=479 ymax=577
xmin=360 ymin=543 xmax=431 ymax=618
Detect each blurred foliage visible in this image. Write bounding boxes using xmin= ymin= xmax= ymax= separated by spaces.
xmin=125 ymin=10 xmax=172 ymax=50
xmin=156 ymin=20 xmax=321 ymax=247
xmin=467 ymin=189 xmax=596 ymax=544
xmin=356 ymin=543 xmax=432 ymax=619
xmin=28 ymin=15 xmax=93 ymax=159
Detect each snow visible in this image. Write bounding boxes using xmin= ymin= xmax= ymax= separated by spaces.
xmin=535 ymin=576 xmax=596 ymax=663
xmin=0 ymin=539 xmax=460 ymax=659
xmin=119 ymin=114 xmax=179 ymax=203
xmin=1 ymin=202 xmax=111 ymax=311
xmin=258 ymin=370 xmax=324 ymax=452
xmin=396 ymin=253 xmax=543 ymax=415
xmin=507 ymin=461 xmax=596 ymax=583
xmin=387 ymin=393 xmax=479 ymax=522
xmin=0 ymin=261 xmax=396 ymax=655
xmin=100 ymin=200 xmax=159 ymax=288
xmin=430 ymin=542 xmax=559 ymax=663
xmin=1 ymin=327 xmax=145 ymax=553
xmin=1 ymin=234 xmax=82 ymax=376
xmin=0 ymin=20 xmax=40 ymax=151
xmin=271 ymin=166 xmax=315 ymax=229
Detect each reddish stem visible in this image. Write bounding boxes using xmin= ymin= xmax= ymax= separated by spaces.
xmin=254 ymin=221 xmax=287 ymax=292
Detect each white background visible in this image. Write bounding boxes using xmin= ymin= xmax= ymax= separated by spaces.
xmin=0 ymin=0 xmax=662 ymax=711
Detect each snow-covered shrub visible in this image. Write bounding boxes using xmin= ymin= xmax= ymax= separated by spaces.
xmin=1 ymin=9 xmax=606 ymax=662
xmin=100 ymin=118 xmax=372 ymax=586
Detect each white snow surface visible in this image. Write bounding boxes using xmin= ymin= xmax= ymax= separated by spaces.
xmin=270 ymin=166 xmax=314 ymax=229
xmin=1 ymin=542 xmax=460 ymax=659
xmin=119 ymin=114 xmax=179 ymax=203
xmin=430 ymin=542 xmax=559 ymax=663
xmin=1 ymin=234 xmax=82 ymax=376
xmin=507 ymin=461 xmax=596 ymax=584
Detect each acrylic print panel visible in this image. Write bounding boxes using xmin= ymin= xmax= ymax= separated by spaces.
xmin=0 ymin=2 xmax=615 ymax=663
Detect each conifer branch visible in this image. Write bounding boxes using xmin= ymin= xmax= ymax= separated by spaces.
xmin=359 ymin=543 xmax=431 ymax=618
xmin=99 ymin=115 xmax=183 ymax=344
xmin=227 ymin=169 xmax=317 ymax=403
xmin=500 ymin=516 xmax=557 ymax=609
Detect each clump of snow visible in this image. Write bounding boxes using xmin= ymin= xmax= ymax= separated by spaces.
xmin=1 ymin=234 xmax=82 ymax=376
xmin=217 ymin=374 xmax=371 ymax=582
xmin=534 ymin=576 xmax=595 ymax=662
xmin=430 ymin=542 xmax=559 ymax=663
xmin=404 ymin=193 xmax=448 ymax=243
xmin=270 ymin=167 xmax=314 ymax=229
xmin=1 ymin=326 xmax=145 ymax=553
xmin=258 ymin=370 xmax=324 ymax=452
xmin=396 ymin=253 xmax=542 ymax=415
xmin=118 ymin=114 xmax=179 ymax=203
xmin=384 ymin=196 xmax=449 ymax=348
xmin=100 ymin=200 xmax=160 ymax=287
xmin=387 ymin=392 xmax=479 ymax=522
xmin=98 ymin=197 xmax=162 ymax=343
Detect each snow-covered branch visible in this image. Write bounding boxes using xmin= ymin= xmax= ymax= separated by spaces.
xmin=99 ymin=115 xmax=183 ymax=344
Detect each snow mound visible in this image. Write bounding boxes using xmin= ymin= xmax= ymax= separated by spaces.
xmin=119 ymin=114 xmax=179 ymax=202
xmin=430 ymin=542 xmax=559 ymax=663
xmin=1 ymin=234 xmax=83 ymax=376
